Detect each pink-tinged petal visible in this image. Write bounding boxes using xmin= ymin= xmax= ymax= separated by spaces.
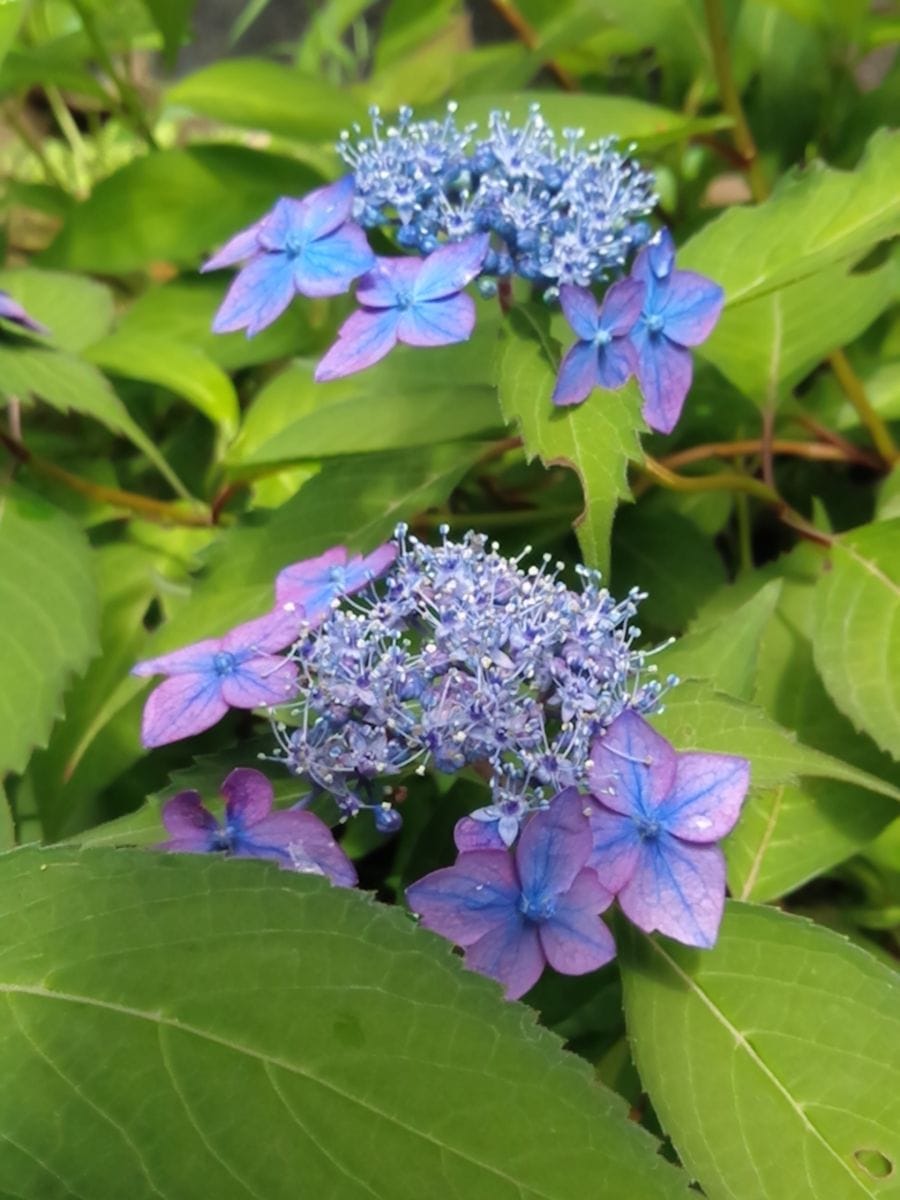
xmin=631 ymin=324 xmax=693 ymax=434
xmin=296 ymin=175 xmax=356 ymax=242
xmin=359 ymin=542 xmax=398 ymax=583
xmin=141 ymin=674 xmax=228 ymax=748
xmin=223 ymin=609 xmax=300 ymax=656
xmin=658 ymin=272 xmax=724 ymax=347
xmin=257 ymin=198 xmax=306 ymax=249
xmin=552 ymin=340 xmax=598 ymax=407
xmin=559 ymin=285 xmax=601 ymax=340
xmin=314 ymin=308 xmax=399 ymax=381
xmin=397 ymin=293 xmax=475 ymax=347
xmin=275 ymin=546 xmax=348 ymax=606
xmin=218 ymin=655 xmax=298 ymax=709
xmin=464 ymin=918 xmax=544 ymax=1000
xmin=356 ymin=257 xmax=422 ymax=308
xmin=201 ymin=219 xmax=266 ymax=272
xmin=588 ymin=710 xmax=677 ymax=819
xmin=599 ymin=277 xmax=645 ymax=336
xmin=162 ymin=791 xmax=217 ymax=840
xmin=659 ymin=753 xmax=750 ymax=843
xmin=132 ymin=638 xmax=221 ymax=678
xmin=406 ymin=851 xmax=520 ymax=947
xmin=220 ymin=767 xmax=273 ymax=827
xmin=414 ymin=234 xmax=489 ymax=302
xmin=595 ymin=339 xmax=635 ymax=391
xmin=211 ymin=254 xmax=295 ymax=336
xmin=243 ymin=810 xmax=357 ymax=885
xmin=454 ymin=815 xmax=507 ymax=853
xmin=294 ymin=223 xmax=375 ymax=298
xmin=618 ymin=836 xmax=726 ymax=948
xmin=515 ymin=789 xmax=593 ymax=901
xmin=539 ymin=869 xmax=616 ymax=976
xmin=587 ymin=805 xmax=642 ymax=893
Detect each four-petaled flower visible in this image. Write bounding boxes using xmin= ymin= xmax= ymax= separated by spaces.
xmin=625 ymin=229 xmax=724 ymax=434
xmin=407 ymin=789 xmax=615 ymax=999
xmin=587 ymin=709 xmax=749 ymax=948
xmin=161 ymin=767 xmax=357 ymax=885
xmin=314 ymin=234 xmax=489 ymax=381
xmin=133 ymin=610 xmax=300 ymax=748
xmin=0 ymin=290 xmax=47 ymax=335
xmin=275 ymin=543 xmax=397 ymax=627
xmin=204 ymin=176 xmax=375 ymax=336
xmin=551 ymin=279 xmax=644 ymax=407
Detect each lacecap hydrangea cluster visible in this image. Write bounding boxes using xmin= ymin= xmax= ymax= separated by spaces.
xmin=203 ymin=103 xmax=724 ymax=435
xmin=136 ymin=529 xmax=750 ymax=1000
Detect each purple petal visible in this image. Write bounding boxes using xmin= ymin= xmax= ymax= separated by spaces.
xmin=132 ymin=638 xmax=222 ymax=678
xmin=201 ymin=218 xmax=266 ymax=272
xmin=515 ymin=789 xmax=593 ymax=903
xmin=242 ymin=809 xmax=357 ymax=886
xmin=293 ymin=223 xmax=375 ymax=298
xmin=356 ymin=258 xmax=422 ymax=308
xmin=587 ymin=805 xmax=642 ymax=893
xmin=658 ymin=753 xmax=750 ymax=843
xmin=220 ymin=767 xmax=273 ymax=827
xmin=657 ymin=272 xmax=724 ymax=347
xmin=275 ymin=546 xmax=348 ymax=606
xmin=630 ymin=323 xmax=694 ymax=434
xmin=222 ymin=609 xmax=300 ymax=656
xmin=140 ymin=674 xmax=228 ymax=748
xmin=218 ymin=655 xmax=298 ymax=709
xmin=161 ymin=790 xmax=218 ymax=842
xmin=256 ymin=198 xmax=307 ymax=251
xmin=406 ymin=851 xmax=520 ymax=947
xmin=397 ymin=294 xmax=475 ymax=347
xmin=588 ymin=710 xmax=677 ymax=819
xmin=314 ymin=308 xmax=399 ymax=381
xmin=551 ymin=340 xmax=597 ymax=408
xmin=464 ymin=917 xmax=544 ymax=1000
xmin=277 ymin=176 xmax=355 ymax=245
xmin=599 ymin=277 xmax=645 ymax=336
xmin=211 ymin=254 xmax=295 ymax=336
xmin=618 ymin=835 xmax=726 ymax=949
xmin=559 ymin=285 xmax=601 ymax=341
xmin=0 ymin=291 xmax=48 ymax=335
xmin=539 ymin=869 xmax=615 ymax=976
xmin=595 ymin=339 xmax=635 ymax=391
xmin=454 ymin=816 xmax=507 ymax=853
xmin=414 ymin=234 xmax=489 ymax=302
xmin=358 ymin=543 xmax=398 ymax=585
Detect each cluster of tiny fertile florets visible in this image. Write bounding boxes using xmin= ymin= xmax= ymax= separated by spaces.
xmin=270 ymin=526 xmax=674 ymax=829
xmin=337 ymin=103 xmax=656 ymax=296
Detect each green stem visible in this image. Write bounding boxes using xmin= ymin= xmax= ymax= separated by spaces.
xmin=45 ymin=85 xmax=92 ymax=198
xmin=6 ymin=105 xmax=72 ymax=192
xmin=827 ymin=349 xmax=898 ymax=465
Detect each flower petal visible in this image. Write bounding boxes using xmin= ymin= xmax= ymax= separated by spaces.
xmin=559 ymin=285 xmax=600 ymax=341
xmin=220 ymin=767 xmax=274 ymax=827
xmin=161 ymin=791 xmax=217 ymax=842
xmin=454 ymin=815 xmax=507 ymax=853
xmin=658 ymin=271 xmax=724 ymax=347
xmin=0 ymin=291 xmax=48 ymax=335
xmin=515 ymin=788 xmax=593 ymax=903
xmin=594 ymin=338 xmax=635 ymax=391
xmin=630 ymin=322 xmax=693 ymax=435
xmin=658 ymin=752 xmax=750 ymax=843
xmin=618 ymin=835 xmax=726 ymax=948
xmin=587 ymin=804 xmax=642 ymax=893
xmin=539 ymin=869 xmax=616 ymax=976
xmin=551 ymin=340 xmax=597 ymax=408
xmin=275 ymin=546 xmax=348 ymax=607
xmin=414 ymin=234 xmax=489 ymax=302
xmin=397 ymin=294 xmax=475 ymax=347
xmin=647 ymin=229 xmax=675 ymax=279
xmin=218 ymin=655 xmax=298 ymax=709
xmin=294 ymin=223 xmax=375 ymax=298
xmin=201 ymin=219 xmax=266 ymax=272
xmin=314 ymin=308 xmax=399 ymax=381
xmin=211 ymin=253 xmax=295 ymax=336
xmin=588 ymin=710 xmax=677 ymax=819
xmin=356 ymin=257 xmax=422 ymax=308
xmin=241 ymin=810 xmax=357 ymax=886
xmin=406 ymin=851 xmax=520 ymax=947
xmin=140 ymin=674 xmax=228 ymax=748
xmin=132 ymin=638 xmax=221 ymax=678
xmin=296 ymin=175 xmax=356 ymax=242
xmin=223 ymin=609 xmax=300 ymax=656
xmin=464 ymin=917 xmax=544 ymax=1000
xmin=599 ymin=277 xmax=645 ymax=336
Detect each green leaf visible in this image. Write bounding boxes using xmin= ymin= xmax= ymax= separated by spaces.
xmin=39 ymin=146 xmax=319 ymax=274
xmin=0 ymin=784 xmax=13 ymax=851
xmin=141 ymin=0 xmax=197 ymax=64
xmin=0 ymin=489 xmax=98 ymax=778
xmin=496 ymin=303 xmax=642 ymax=575
xmin=681 ymin=127 xmax=900 ymax=306
xmin=86 ymin=332 xmax=240 ymax=439
xmin=813 ymin=520 xmax=900 ymax=760
xmin=0 ymin=847 xmax=690 ymax=1200
xmin=167 ymin=58 xmax=366 ymax=141
xmin=0 ymin=268 xmax=114 ymax=353
xmin=621 ymin=902 xmax=900 ymax=1200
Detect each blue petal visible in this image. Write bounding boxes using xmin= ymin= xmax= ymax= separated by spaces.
xmin=294 ymin=223 xmax=375 ymax=298
xmin=356 ymin=257 xmax=421 ymax=308
xmin=551 ymin=340 xmax=598 ymax=407
xmin=413 ymin=234 xmax=489 ymax=302
xmin=397 ymin=294 xmax=475 ymax=347
xmin=598 ymin=277 xmax=644 ymax=337
xmin=595 ymin=339 xmax=635 ymax=390
xmin=516 ymin=789 xmax=592 ymax=906
xmin=211 ymin=253 xmax=295 ymax=336
xmin=630 ymin=322 xmax=694 ymax=434
xmin=315 ymin=308 xmax=399 ymax=381
xmin=464 ymin=917 xmax=544 ymax=1000
xmin=559 ymin=285 xmax=600 ymax=341
xmin=658 ymin=272 xmax=724 ymax=347
xmin=297 ymin=175 xmax=356 ymax=241
xmin=588 ymin=710 xmax=677 ymax=819
xmin=618 ymin=834 xmax=725 ymax=948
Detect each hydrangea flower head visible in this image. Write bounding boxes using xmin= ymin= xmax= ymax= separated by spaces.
xmin=275 ymin=543 xmax=397 ymax=627
xmin=407 ymin=789 xmax=615 ymax=999
xmin=161 ymin=767 xmax=357 ymax=885
xmin=133 ymin=610 xmax=300 ymax=748
xmin=551 ymin=278 xmax=644 ymax=406
xmin=587 ymin=709 xmax=749 ymax=947
xmin=0 ymin=290 xmax=48 ymax=335
xmin=204 ymin=176 xmax=374 ymax=336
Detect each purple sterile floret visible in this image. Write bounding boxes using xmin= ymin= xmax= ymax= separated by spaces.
xmin=205 ymin=176 xmax=375 ymax=337
xmin=275 ymin=543 xmax=398 ymax=627
xmin=133 ymin=609 xmax=300 ymax=748
xmin=0 ymin=290 xmax=48 ymax=335
xmin=625 ymin=229 xmax=724 ymax=434
xmin=552 ymin=278 xmax=644 ymax=407
xmin=160 ymin=767 xmax=357 ymax=885
xmin=314 ymin=233 xmax=489 ymax=381
xmin=407 ymin=789 xmax=615 ymax=1000
xmin=454 ymin=796 xmax=534 ymax=852
xmin=587 ymin=709 xmax=749 ymax=948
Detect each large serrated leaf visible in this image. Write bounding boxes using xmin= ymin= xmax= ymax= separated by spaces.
xmin=0 ymin=490 xmax=98 ymax=778
xmin=621 ymin=902 xmax=900 ymax=1200
xmin=0 ymin=847 xmax=690 ymax=1200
